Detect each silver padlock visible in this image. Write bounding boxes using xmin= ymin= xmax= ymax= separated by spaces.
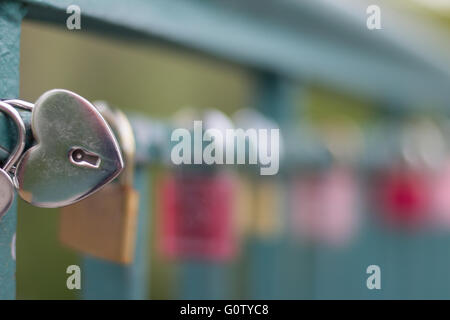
xmin=4 ymin=89 xmax=124 ymax=208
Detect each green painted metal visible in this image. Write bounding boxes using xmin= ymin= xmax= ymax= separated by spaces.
xmin=311 ymin=167 xmax=450 ymax=300
xmin=19 ymin=0 xmax=450 ymax=109
xmin=82 ymin=165 xmax=150 ymax=299
xmin=246 ymin=74 xmax=303 ymax=299
xmin=245 ymin=237 xmax=283 ymax=299
xmin=179 ymin=262 xmax=229 ymax=300
xmin=312 ymin=202 xmax=388 ymax=299
xmin=0 ymin=1 xmax=26 ymax=300
xmin=0 ymin=108 xmax=33 ymax=164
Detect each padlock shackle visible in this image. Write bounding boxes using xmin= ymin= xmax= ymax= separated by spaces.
xmin=0 ymin=101 xmax=26 ymax=172
xmin=2 ymin=99 xmax=34 ymax=111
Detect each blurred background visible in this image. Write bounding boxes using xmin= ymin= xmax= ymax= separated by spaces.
xmin=15 ymin=0 xmax=450 ymax=299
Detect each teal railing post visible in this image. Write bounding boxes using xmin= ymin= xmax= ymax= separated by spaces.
xmin=274 ymin=81 xmax=316 ymax=300
xmin=247 ymin=73 xmax=306 ymax=299
xmin=311 ymin=106 xmax=394 ymax=299
xmin=0 ymin=1 xmax=26 ymax=300
xmin=176 ymin=169 xmax=231 ymax=299
xmin=82 ymin=165 xmax=150 ymax=299
xmin=179 ymin=261 xmax=229 ymax=300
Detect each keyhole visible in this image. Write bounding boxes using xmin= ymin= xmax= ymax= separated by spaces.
xmin=71 ymin=149 xmax=84 ymax=162
xmin=69 ymin=147 xmax=101 ymax=169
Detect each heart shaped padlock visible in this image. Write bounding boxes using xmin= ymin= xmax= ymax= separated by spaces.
xmin=12 ymin=89 xmax=124 ymax=208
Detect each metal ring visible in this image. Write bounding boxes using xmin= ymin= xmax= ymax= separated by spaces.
xmin=3 ymin=99 xmax=34 ymax=111
xmin=0 ymin=102 xmax=26 ymax=172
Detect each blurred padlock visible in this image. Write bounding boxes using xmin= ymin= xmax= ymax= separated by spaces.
xmin=160 ymin=169 xmax=235 ymax=261
xmin=431 ymin=159 xmax=450 ymax=228
xmin=253 ymin=177 xmax=285 ymax=237
xmin=233 ymin=175 xmax=284 ymax=239
xmin=232 ymin=108 xmax=285 ymax=238
xmin=291 ymin=166 xmax=358 ymax=245
xmin=375 ymin=168 xmax=430 ymax=228
xmin=159 ymin=109 xmax=236 ymax=261
xmin=233 ymin=174 xmax=254 ymax=238
xmin=59 ymin=102 xmax=139 ymax=264
xmin=427 ymin=119 xmax=450 ymax=228
xmin=373 ymin=118 xmax=443 ymax=229
xmin=290 ymin=121 xmax=361 ymax=245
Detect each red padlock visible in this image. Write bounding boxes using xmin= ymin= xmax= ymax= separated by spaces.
xmin=291 ymin=166 xmax=359 ymax=246
xmin=376 ymin=118 xmax=445 ymax=229
xmin=159 ymin=170 xmax=236 ymax=261
xmin=374 ymin=168 xmax=431 ymax=229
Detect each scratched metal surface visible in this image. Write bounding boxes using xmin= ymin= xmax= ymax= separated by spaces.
xmin=0 ymin=1 xmax=26 ymax=300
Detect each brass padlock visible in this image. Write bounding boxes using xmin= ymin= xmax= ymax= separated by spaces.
xmin=254 ymin=178 xmax=284 ymax=236
xmin=59 ymin=102 xmax=139 ymax=264
xmin=234 ymin=176 xmax=284 ymax=238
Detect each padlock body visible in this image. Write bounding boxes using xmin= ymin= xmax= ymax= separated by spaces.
xmin=0 ymin=169 xmax=15 ymax=219
xmin=160 ymin=171 xmax=235 ymax=261
xmin=291 ymin=167 xmax=358 ymax=245
xmin=375 ymin=169 xmax=430 ymax=228
xmin=59 ymin=183 xmax=139 ymax=264
xmin=253 ymin=178 xmax=284 ymax=237
xmin=233 ymin=176 xmax=284 ymax=239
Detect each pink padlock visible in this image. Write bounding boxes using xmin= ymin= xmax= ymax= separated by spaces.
xmin=291 ymin=166 xmax=359 ymax=246
xmin=431 ymin=160 xmax=450 ymax=228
